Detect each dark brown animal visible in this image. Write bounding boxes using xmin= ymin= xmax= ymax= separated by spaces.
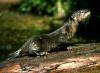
xmin=7 ymin=9 xmax=91 ymax=59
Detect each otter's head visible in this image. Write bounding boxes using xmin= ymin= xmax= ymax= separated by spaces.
xmin=70 ymin=9 xmax=91 ymax=22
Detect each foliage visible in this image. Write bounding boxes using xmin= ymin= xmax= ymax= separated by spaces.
xmin=18 ymin=0 xmax=76 ymax=16
xmin=0 ymin=11 xmax=49 ymax=60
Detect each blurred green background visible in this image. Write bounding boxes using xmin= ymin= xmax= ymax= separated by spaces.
xmin=0 ymin=0 xmax=100 ymax=61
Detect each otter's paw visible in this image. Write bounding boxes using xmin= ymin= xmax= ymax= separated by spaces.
xmin=36 ymin=52 xmax=49 ymax=57
xmin=29 ymin=49 xmax=49 ymax=57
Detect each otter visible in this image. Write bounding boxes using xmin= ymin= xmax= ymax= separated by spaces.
xmin=7 ymin=9 xmax=91 ymax=59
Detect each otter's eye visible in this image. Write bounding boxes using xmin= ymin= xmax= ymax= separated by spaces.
xmin=80 ymin=10 xmax=85 ymax=13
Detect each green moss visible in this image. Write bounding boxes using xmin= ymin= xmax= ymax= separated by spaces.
xmin=0 ymin=11 xmax=49 ymax=59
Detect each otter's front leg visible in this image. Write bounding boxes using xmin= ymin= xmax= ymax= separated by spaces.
xmin=47 ymin=43 xmax=68 ymax=53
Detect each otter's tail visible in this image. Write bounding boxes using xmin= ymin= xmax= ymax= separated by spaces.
xmin=6 ymin=49 xmax=22 ymax=61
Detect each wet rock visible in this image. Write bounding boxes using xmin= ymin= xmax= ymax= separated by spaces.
xmin=0 ymin=43 xmax=100 ymax=73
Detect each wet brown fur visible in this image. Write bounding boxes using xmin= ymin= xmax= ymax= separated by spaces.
xmin=7 ymin=9 xmax=91 ymax=59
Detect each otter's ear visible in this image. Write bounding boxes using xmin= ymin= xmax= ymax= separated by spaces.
xmin=70 ymin=16 xmax=73 ymax=20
